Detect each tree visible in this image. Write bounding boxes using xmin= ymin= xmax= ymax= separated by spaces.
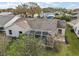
xmin=15 ymin=4 xmax=28 ymax=15
xmin=6 ymin=8 xmax=14 ymax=12
xmin=5 ymin=35 xmax=44 ymax=56
xmin=15 ymin=2 xmax=41 ymax=17
xmin=28 ymin=2 xmax=41 ymax=17
xmin=60 ymin=14 xmax=71 ymax=21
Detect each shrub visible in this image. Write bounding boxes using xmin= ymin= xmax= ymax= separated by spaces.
xmin=60 ymin=14 xmax=71 ymax=21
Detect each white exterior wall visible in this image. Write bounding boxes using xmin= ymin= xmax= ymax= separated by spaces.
xmin=73 ymin=25 xmax=79 ymax=37
xmin=4 ymin=24 xmax=31 ymax=37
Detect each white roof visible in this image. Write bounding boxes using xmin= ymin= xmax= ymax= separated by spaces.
xmin=4 ymin=15 xmax=21 ymax=28
xmin=0 ymin=12 xmax=12 ymax=16
xmin=40 ymin=13 xmax=55 ymax=17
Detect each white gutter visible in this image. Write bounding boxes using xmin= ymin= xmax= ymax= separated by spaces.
xmin=4 ymin=15 xmax=21 ymax=28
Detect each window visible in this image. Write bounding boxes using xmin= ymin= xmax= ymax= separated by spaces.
xmin=9 ymin=30 xmax=12 ymax=35
xmin=35 ymin=31 xmax=41 ymax=38
xmin=30 ymin=30 xmax=35 ymax=33
xmin=35 ymin=35 xmax=41 ymax=38
xmin=35 ymin=31 xmax=41 ymax=35
xmin=19 ymin=31 xmax=22 ymax=34
xmin=0 ymin=27 xmax=4 ymax=30
xmin=75 ymin=27 xmax=77 ymax=32
xmin=43 ymin=32 xmax=48 ymax=35
xmin=30 ymin=30 xmax=35 ymax=35
xmin=42 ymin=36 xmax=47 ymax=39
xmin=72 ymin=16 xmax=77 ymax=20
xmin=58 ymin=29 xmax=62 ymax=34
xmin=78 ymin=30 xmax=79 ymax=34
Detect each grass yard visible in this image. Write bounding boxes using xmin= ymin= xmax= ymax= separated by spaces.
xmin=65 ymin=25 xmax=79 ymax=56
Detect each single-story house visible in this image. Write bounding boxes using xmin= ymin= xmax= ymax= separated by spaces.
xmin=5 ymin=18 xmax=58 ymax=38
xmin=67 ymin=19 xmax=79 ymax=37
xmin=71 ymin=11 xmax=79 ymax=20
xmin=5 ymin=17 xmax=66 ymax=40
xmin=73 ymin=22 xmax=79 ymax=37
xmin=0 ymin=12 xmax=66 ymax=40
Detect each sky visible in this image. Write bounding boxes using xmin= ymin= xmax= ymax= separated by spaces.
xmin=0 ymin=2 xmax=79 ymax=9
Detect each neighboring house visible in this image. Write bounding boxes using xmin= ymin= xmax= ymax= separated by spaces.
xmin=73 ymin=23 xmax=79 ymax=37
xmin=68 ymin=9 xmax=79 ymax=37
xmin=68 ymin=19 xmax=79 ymax=37
xmin=72 ymin=9 xmax=79 ymax=20
xmin=73 ymin=8 xmax=79 ymax=13
xmin=0 ymin=12 xmax=21 ymax=33
xmin=40 ymin=12 xmax=55 ymax=19
xmin=0 ymin=12 xmax=12 ymax=15
xmin=71 ymin=12 xmax=79 ymax=20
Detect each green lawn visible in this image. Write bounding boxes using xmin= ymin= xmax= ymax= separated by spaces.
xmin=65 ymin=25 xmax=79 ymax=56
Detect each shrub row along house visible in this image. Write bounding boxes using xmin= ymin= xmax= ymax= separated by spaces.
xmin=0 ymin=12 xmax=66 ymax=42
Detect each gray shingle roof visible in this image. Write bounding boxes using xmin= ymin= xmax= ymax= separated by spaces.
xmin=14 ymin=18 xmax=30 ymax=29
xmin=0 ymin=14 xmax=15 ymax=27
xmin=26 ymin=18 xmax=58 ymax=32
xmin=70 ymin=19 xmax=79 ymax=25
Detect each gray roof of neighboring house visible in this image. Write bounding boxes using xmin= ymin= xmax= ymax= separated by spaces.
xmin=0 ymin=12 xmax=12 ymax=15
xmin=40 ymin=13 xmax=55 ymax=17
xmin=0 ymin=14 xmax=15 ymax=27
xmin=26 ymin=18 xmax=58 ymax=32
xmin=57 ymin=20 xmax=66 ymax=28
xmin=70 ymin=19 xmax=79 ymax=25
